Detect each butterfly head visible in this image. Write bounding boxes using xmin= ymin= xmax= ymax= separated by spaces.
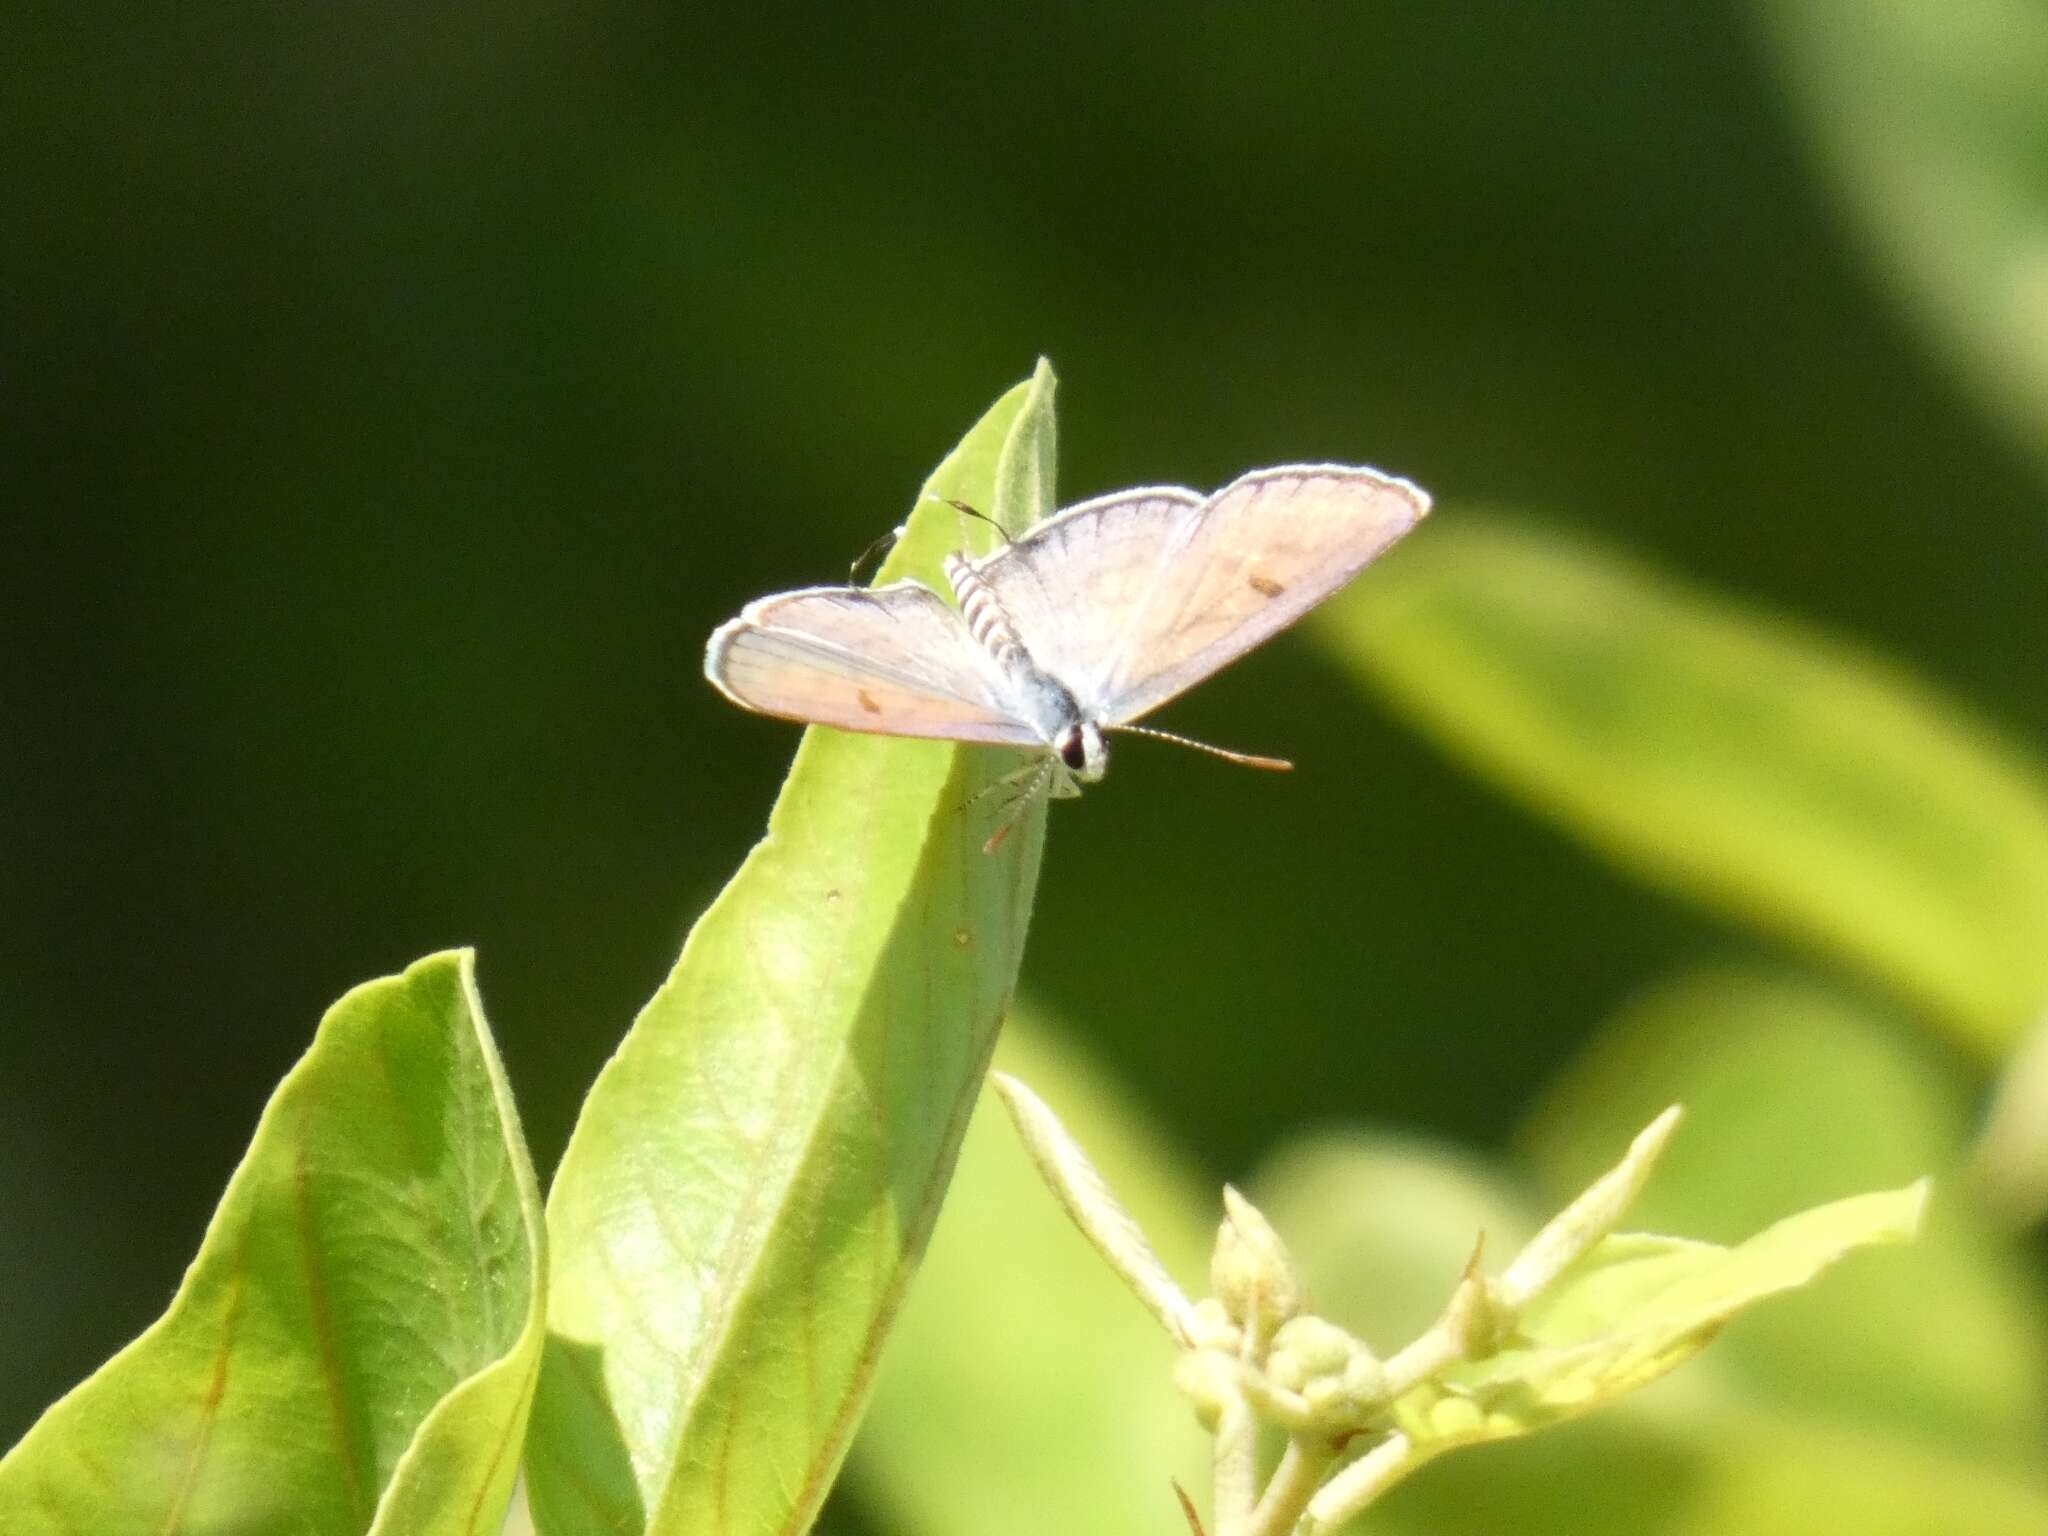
xmin=1055 ymin=721 xmax=1108 ymax=784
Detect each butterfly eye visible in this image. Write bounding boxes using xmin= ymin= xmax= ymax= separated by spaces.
xmin=1057 ymin=727 xmax=1089 ymax=771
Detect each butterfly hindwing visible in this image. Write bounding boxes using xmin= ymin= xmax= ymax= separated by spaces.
xmin=1081 ymin=465 xmax=1428 ymax=723
xmin=705 ymin=580 xmax=1041 ymax=745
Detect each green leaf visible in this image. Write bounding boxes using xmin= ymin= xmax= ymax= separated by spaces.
xmin=0 ymin=950 xmax=546 ymax=1536
xmin=852 ymin=1006 xmax=1211 ymax=1536
xmin=1663 ymin=1411 xmax=2048 ymax=1536
xmin=1974 ymin=1014 xmax=2048 ymax=1223
xmin=1519 ymin=965 xmax=2048 ymax=1452
xmin=1324 ymin=516 xmax=2048 ymax=1054
xmin=1390 ymin=1182 xmax=1926 ymax=1457
xmin=1357 ymin=1405 xmax=2048 ymax=1536
xmin=526 ymin=364 xmax=1059 ymax=1536
xmin=1755 ymin=0 xmax=2048 ymax=482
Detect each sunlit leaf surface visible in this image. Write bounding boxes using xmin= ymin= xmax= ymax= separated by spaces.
xmin=525 ymin=366 xmax=1057 ymax=1536
xmin=0 ymin=951 xmax=546 ymax=1536
xmin=1389 ymin=1183 xmax=1924 ymax=1457
xmin=1520 ymin=965 xmax=2048 ymax=1453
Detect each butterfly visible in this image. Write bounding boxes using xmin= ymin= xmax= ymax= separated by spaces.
xmin=704 ymin=464 xmax=1430 ymax=842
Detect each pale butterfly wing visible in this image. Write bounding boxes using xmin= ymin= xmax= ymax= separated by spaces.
xmin=960 ymin=485 xmax=1204 ymax=699
xmin=705 ymin=580 xmax=1040 ymax=745
xmin=980 ymin=464 xmax=1427 ymax=724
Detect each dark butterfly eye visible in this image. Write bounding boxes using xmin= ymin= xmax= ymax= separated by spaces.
xmin=1059 ymin=728 xmax=1088 ymax=771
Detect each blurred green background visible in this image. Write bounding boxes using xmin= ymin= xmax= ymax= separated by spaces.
xmin=6 ymin=1 xmax=2047 ymax=1528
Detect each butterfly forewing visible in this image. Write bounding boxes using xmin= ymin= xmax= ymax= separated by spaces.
xmin=705 ymin=581 xmax=1040 ymax=744
xmin=967 ymin=487 xmax=1205 ymax=705
xmin=1088 ymin=465 xmax=1428 ymax=723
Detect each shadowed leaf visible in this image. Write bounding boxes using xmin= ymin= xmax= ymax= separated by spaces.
xmin=1324 ymin=517 xmax=2048 ymax=1055
xmin=853 ymin=1007 xmax=1210 ymax=1536
xmin=1757 ymin=0 xmax=2048 ymax=484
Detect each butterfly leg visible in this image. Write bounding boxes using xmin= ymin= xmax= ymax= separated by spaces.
xmin=975 ymin=755 xmax=1054 ymax=854
xmin=964 ymin=755 xmax=1048 ymax=812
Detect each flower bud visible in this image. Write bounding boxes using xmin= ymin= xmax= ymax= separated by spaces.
xmin=1266 ymin=1315 xmax=1359 ymax=1391
xmin=1211 ymin=1186 xmax=1304 ymax=1348
xmin=1183 ymin=1297 xmax=1241 ymax=1354
xmin=1341 ymin=1347 xmax=1389 ymax=1411
xmin=1172 ymin=1349 xmax=1238 ymax=1432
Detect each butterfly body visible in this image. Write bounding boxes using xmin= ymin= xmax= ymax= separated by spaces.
xmin=941 ymin=550 xmax=1110 ymax=787
xmin=704 ymin=463 xmax=1429 ymax=817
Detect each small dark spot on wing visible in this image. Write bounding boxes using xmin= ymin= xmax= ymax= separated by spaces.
xmin=857 ymin=689 xmax=883 ymax=714
xmin=1248 ymin=573 xmax=1286 ymax=598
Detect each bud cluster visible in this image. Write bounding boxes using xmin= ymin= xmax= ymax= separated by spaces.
xmin=992 ymin=1072 xmax=1687 ymax=1536
xmin=1169 ymin=1196 xmax=1395 ymax=1448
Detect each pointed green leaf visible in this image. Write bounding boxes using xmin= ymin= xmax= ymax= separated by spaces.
xmin=526 ymin=365 xmax=1058 ymax=1536
xmin=1324 ymin=517 xmax=2048 ymax=1054
xmin=853 ymin=1006 xmax=1211 ymax=1536
xmin=1389 ymin=1183 xmax=1925 ymax=1456
xmin=1520 ymin=965 xmax=2048 ymax=1451
xmin=990 ymin=1070 xmax=1199 ymax=1343
xmin=1756 ymin=0 xmax=2048 ymax=483
xmin=0 ymin=950 xmax=546 ymax=1536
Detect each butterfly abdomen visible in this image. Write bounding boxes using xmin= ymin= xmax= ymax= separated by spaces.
xmin=944 ymin=554 xmax=1031 ymax=671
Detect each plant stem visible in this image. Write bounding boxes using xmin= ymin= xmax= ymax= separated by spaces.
xmin=1301 ymin=1433 xmax=1420 ymax=1533
xmin=1244 ymin=1438 xmax=1334 ymax=1536
xmin=1381 ymin=1325 xmax=1462 ymax=1399
xmin=1212 ymin=1397 xmax=1259 ymax=1536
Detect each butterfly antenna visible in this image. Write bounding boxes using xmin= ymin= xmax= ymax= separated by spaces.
xmin=862 ymin=497 xmax=1011 ymax=584
xmin=847 ymin=521 xmax=907 ymax=585
xmin=1111 ymin=723 xmax=1293 ymax=772
xmin=933 ymin=496 xmax=1013 ymax=546
xmin=1170 ymin=1481 xmax=1208 ymax=1536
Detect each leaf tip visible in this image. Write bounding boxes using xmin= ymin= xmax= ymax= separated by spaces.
xmin=989 ymin=1069 xmax=1035 ymax=1122
xmin=1898 ymin=1175 xmax=1934 ymax=1238
xmin=1638 ymin=1103 xmax=1684 ymax=1156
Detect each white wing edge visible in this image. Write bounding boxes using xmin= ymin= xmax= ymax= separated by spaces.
xmin=963 ymin=463 xmax=1431 ymax=574
xmin=701 ymin=575 xmax=946 ymax=709
xmin=963 ymin=482 xmax=1206 ymax=572
xmin=702 ymin=613 xmax=759 ymax=710
xmin=1208 ymin=461 xmax=1433 ymax=519
xmin=702 ymin=576 xmax=1045 ymax=745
